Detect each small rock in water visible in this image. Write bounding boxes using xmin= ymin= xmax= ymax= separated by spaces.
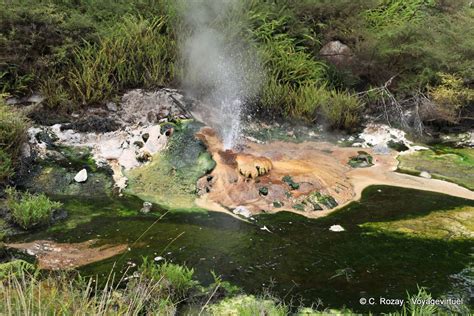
xmin=329 ymin=225 xmax=345 ymax=232
xmin=233 ymin=206 xmax=252 ymax=218
xmin=420 ymin=171 xmax=432 ymax=179
xmin=140 ymin=201 xmax=153 ymax=213
xmin=154 ymin=256 xmax=164 ymax=262
xmin=74 ymin=169 xmax=88 ymax=183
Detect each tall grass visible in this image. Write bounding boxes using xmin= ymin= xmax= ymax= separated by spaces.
xmin=0 ymin=270 xmax=174 ymax=315
xmin=0 ymin=100 xmax=28 ymax=159
xmin=0 ymin=259 xmax=199 ymax=315
xmin=66 ymin=15 xmax=176 ymax=106
xmin=0 ymin=99 xmax=28 ymax=183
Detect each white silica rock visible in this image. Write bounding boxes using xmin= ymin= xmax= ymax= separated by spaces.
xmin=233 ymin=206 xmax=252 ymax=218
xmin=74 ymin=169 xmax=88 ymax=183
xmin=329 ymin=225 xmax=345 ymax=232
xmin=420 ymin=171 xmax=432 ymax=179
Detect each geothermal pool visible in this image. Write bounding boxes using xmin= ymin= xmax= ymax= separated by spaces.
xmin=7 ymin=186 xmax=473 ymax=313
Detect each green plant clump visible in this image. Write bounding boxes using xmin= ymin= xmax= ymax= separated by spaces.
xmin=5 ymin=188 xmax=62 ymax=230
xmin=282 ymin=175 xmax=300 ymax=190
xmin=137 ymin=258 xmax=198 ymax=301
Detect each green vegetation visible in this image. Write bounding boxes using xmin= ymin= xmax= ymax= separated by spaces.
xmin=5 ymin=187 xmax=62 ymax=230
xmin=282 ymin=175 xmax=300 ymax=190
xmin=2 ymin=0 xmax=471 ymax=130
xmin=138 ymin=258 xmax=197 ymax=301
xmin=0 ymin=99 xmax=28 ymax=183
xmin=0 ymin=149 xmax=14 ymax=183
xmin=207 ymin=294 xmax=289 ymax=316
xmin=126 ymin=121 xmax=215 ymax=211
xmin=348 ymin=151 xmax=374 ymax=168
xmin=397 ymin=146 xmax=474 ymax=190
xmin=0 ymin=259 xmax=453 ymax=315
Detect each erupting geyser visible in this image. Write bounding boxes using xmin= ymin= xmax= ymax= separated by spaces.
xmin=180 ymin=0 xmax=262 ymax=149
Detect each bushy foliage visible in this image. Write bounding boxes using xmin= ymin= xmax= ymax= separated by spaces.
xmin=321 ymin=90 xmax=363 ymax=130
xmin=5 ymin=188 xmax=62 ymax=230
xmin=137 ymin=258 xmax=198 ymax=301
xmin=421 ymin=73 xmax=474 ymax=123
xmin=1 ymin=0 xmax=472 ymax=129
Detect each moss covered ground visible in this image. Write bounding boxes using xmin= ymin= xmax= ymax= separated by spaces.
xmin=361 ymin=205 xmax=474 ymax=240
xmin=397 ymin=146 xmax=474 ymax=190
xmin=126 ymin=121 xmax=215 ymax=211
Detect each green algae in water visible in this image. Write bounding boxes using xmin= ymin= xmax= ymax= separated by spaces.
xmin=8 ymin=186 xmax=474 ymax=313
xmin=397 ymin=146 xmax=474 ymax=190
xmin=18 ymin=145 xmax=114 ymax=198
xmin=361 ymin=205 xmax=474 ymax=240
xmin=126 ymin=120 xmax=215 ymax=211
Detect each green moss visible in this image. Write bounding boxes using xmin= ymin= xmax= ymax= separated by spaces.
xmin=282 ymin=175 xmax=300 ymax=190
xmin=126 ymin=121 xmax=215 ymax=211
xmin=293 ymin=204 xmax=305 ymax=211
xmin=397 ymin=146 xmax=474 ymax=190
xmin=361 ymin=206 xmax=474 ymax=240
xmin=387 ymin=140 xmax=409 ymax=152
xmin=348 ymin=151 xmax=373 ymax=168
xmin=272 ymin=201 xmax=283 ymax=208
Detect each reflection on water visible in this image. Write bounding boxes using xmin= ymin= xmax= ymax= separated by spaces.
xmin=8 ymin=186 xmax=474 ymax=313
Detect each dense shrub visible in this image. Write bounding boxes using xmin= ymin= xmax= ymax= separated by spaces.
xmin=420 ymin=73 xmax=474 ymax=124
xmin=5 ymin=188 xmax=62 ymax=230
xmin=321 ymin=90 xmax=363 ymax=130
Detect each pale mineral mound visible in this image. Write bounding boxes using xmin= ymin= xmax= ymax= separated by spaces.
xmin=195 ymin=127 xmax=355 ymax=215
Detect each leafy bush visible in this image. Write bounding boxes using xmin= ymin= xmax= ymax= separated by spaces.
xmin=5 ymin=188 xmax=62 ymax=230
xmin=422 ymin=73 xmax=474 ymax=123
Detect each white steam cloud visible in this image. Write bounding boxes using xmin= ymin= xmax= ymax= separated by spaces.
xmin=179 ymin=0 xmax=261 ymax=149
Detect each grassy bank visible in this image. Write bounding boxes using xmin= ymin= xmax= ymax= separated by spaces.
xmin=0 ymin=258 xmax=456 ymax=315
xmin=1 ymin=0 xmax=472 ymax=131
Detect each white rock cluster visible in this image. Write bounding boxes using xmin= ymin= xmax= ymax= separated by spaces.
xmin=26 ymin=88 xmax=189 ymax=192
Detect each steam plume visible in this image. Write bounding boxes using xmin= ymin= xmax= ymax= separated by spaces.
xmin=179 ymin=0 xmax=261 ymax=149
